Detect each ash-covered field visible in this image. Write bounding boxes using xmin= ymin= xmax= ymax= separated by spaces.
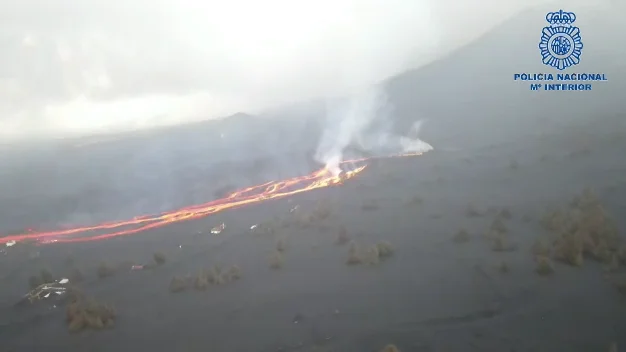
xmin=1 ymin=117 xmax=626 ymax=352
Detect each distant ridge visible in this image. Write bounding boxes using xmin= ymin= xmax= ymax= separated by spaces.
xmin=381 ymin=3 xmax=625 ymax=146
xmin=41 ymin=2 xmax=625 ymax=153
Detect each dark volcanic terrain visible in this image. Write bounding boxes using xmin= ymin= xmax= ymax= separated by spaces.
xmin=1 ymin=3 xmax=625 ymax=351
xmin=1 ymin=116 xmax=625 ymax=351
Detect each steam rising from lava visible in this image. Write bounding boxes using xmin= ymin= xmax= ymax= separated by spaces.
xmin=0 ymin=161 xmax=368 ymax=245
xmin=0 ymin=89 xmax=433 ymax=245
xmin=0 ymin=151 xmax=429 ymax=245
xmin=314 ymin=86 xmax=433 ymax=176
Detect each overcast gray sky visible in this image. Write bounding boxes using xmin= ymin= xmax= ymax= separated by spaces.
xmin=0 ymin=0 xmax=608 ymax=139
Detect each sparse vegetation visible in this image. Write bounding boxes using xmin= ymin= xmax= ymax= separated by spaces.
xmin=380 ymin=344 xmax=400 ymax=352
xmin=154 ymin=252 xmax=167 ymax=265
xmin=292 ymin=201 xmax=335 ymax=228
xmin=194 ymin=271 xmax=210 ymax=291
xmin=453 ymin=229 xmax=470 ymax=243
xmin=540 ymin=188 xmax=622 ymax=270
xmin=269 ymin=251 xmax=284 ymax=269
xmin=346 ymin=241 xmax=361 ymax=265
xmin=376 ymin=241 xmax=394 ymax=258
xmin=207 ymin=265 xmax=225 ymax=284
xmin=66 ymin=298 xmax=116 ymax=333
xmin=591 ymin=240 xmax=613 ymax=263
xmin=184 ymin=265 xmax=241 ymax=291
xmin=225 ymin=265 xmax=242 ymax=281
xmin=362 ymin=245 xmax=380 ymax=265
xmin=346 ymin=240 xmax=394 ymax=266
xmin=553 ymin=232 xmax=584 ymax=267
xmin=535 ymin=255 xmax=554 ymax=276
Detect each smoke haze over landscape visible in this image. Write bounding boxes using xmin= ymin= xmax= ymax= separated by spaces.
xmin=0 ymin=0 xmax=579 ymax=140
xmin=2 ymin=2 xmax=626 ymax=350
xmin=0 ymin=0 xmax=623 ymax=229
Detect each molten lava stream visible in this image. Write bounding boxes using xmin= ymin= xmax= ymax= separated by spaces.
xmin=0 ymin=160 xmax=369 ymax=245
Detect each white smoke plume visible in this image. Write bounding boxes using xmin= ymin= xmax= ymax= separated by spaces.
xmin=314 ymin=86 xmax=433 ymax=176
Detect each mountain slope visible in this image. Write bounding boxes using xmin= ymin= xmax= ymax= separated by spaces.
xmin=383 ymin=2 xmax=626 ymax=147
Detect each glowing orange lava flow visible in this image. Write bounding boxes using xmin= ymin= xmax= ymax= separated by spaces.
xmin=0 ymin=152 xmax=423 ymax=245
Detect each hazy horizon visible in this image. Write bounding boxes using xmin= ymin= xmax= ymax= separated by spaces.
xmin=0 ymin=0 xmax=578 ymax=141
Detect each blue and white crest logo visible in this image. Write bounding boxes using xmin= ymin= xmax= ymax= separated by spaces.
xmin=539 ymin=10 xmax=583 ymax=70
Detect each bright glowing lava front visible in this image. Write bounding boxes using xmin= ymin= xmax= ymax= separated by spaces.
xmin=0 ymin=153 xmax=424 ymax=245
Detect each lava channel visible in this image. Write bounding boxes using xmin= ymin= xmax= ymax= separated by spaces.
xmin=0 ymin=152 xmax=424 ymax=245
